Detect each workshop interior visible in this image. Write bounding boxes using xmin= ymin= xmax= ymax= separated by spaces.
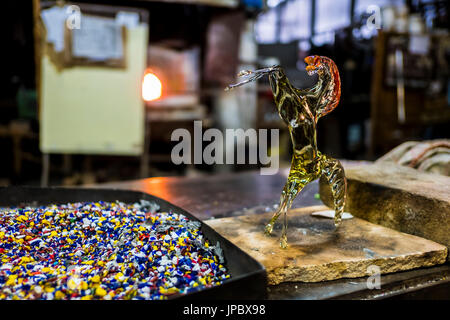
xmin=0 ymin=0 xmax=449 ymax=301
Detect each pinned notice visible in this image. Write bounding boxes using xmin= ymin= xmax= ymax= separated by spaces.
xmin=71 ymin=15 xmax=124 ymax=61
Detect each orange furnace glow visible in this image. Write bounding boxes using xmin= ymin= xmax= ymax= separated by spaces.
xmin=142 ymin=72 xmax=162 ymax=101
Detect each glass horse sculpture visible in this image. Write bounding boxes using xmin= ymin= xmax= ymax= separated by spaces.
xmin=226 ymin=56 xmax=347 ymax=248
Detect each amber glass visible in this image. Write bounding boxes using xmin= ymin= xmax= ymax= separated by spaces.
xmin=226 ymin=56 xmax=347 ymax=248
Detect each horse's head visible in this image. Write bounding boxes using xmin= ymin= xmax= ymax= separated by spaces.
xmin=304 ymin=55 xmax=341 ymax=118
xmin=305 ymin=55 xmax=331 ymax=76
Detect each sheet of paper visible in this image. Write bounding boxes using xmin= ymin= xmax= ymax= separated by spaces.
xmin=41 ymin=6 xmax=68 ymax=52
xmin=71 ymin=15 xmax=123 ymax=61
xmin=116 ymin=11 xmax=140 ymax=29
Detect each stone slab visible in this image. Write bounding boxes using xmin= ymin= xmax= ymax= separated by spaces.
xmin=319 ymin=163 xmax=450 ymax=257
xmin=206 ymin=205 xmax=447 ymax=285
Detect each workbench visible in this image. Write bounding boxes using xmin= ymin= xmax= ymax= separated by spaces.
xmin=92 ymin=169 xmax=450 ymax=299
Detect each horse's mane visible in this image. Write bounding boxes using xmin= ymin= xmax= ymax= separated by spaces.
xmin=292 ymin=56 xmax=341 ymax=120
xmin=318 ymin=57 xmax=341 ymax=118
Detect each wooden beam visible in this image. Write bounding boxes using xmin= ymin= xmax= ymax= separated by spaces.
xmin=32 ymin=0 xmax=42 ymax=116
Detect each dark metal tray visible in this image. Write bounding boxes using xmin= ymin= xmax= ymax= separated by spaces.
xmin=0 ymin=186 xmax=267 ymax=300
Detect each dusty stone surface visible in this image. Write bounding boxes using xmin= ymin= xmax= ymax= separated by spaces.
xmin=320 ymin=163 xmax=450 ymax=257
xmin=206 ymin=205 xmax=447 ymax=285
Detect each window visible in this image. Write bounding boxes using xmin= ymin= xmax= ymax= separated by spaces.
xmin=354 ymin=0 xmax=405 ymax=16
xmin=315 ymin=0 xmax=351 ymax=34
xmin=254 ymin=0 xmax=406 ymax=45
xmin=279 ymin=0 xmax=311 ymax=43
xmin=255 ymin=8 xmax=278 ymax=43
xmin=255 ymin=0 xmax=311 ymax=44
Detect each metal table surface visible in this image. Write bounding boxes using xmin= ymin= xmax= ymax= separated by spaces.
xmin=91 ymin=170 xmax=450 ymax=300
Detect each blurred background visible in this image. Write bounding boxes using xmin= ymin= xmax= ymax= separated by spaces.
xmin=0 ymin=0 xmax=449 ymax=186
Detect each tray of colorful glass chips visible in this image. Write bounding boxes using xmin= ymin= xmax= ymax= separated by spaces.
xmin=0 ymin=187 xmax=267 ymax=300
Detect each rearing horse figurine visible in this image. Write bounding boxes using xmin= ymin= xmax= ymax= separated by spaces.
xmin=226 ymin=56 xmax=347 ymax=248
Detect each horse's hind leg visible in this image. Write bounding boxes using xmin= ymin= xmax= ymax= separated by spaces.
xmin=264 ymin=192 xmax=287 ymax=236
xmin=321 ymin=156 xmax=347 ymax=227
